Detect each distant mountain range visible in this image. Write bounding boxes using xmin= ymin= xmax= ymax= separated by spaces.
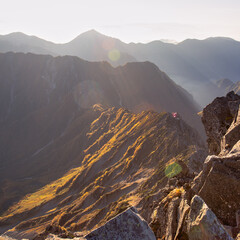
xmin=0 ymin=31 xmax=136 ymax=66
xmin=0 ymin=52 xmax=203 ymax=217
xmin=1 ymin=30 xmax=240 ymax=106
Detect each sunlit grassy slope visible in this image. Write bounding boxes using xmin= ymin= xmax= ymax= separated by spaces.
xmin=0 ymin=107 xmax=206 ymax=237
xmin=2 ymin=167 xmax=83 ymax=218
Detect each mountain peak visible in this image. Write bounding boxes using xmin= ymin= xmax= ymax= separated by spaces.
xmin=74 ymin=29 xmax=104 ymax=39
xmin=0 ymin=32 xmax=55 ymax=45
xmin=2 ymin=32 xmax=29 ymax=40
xmin=87 ymin=29 xmax=101 ymax=34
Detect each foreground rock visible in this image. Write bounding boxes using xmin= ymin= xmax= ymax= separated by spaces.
xmin=192 ymin=92 xmax=240 ymax=238
xmin=192 ymin=152 xmax=240 ymax=229
xmin=85 ymin=207 xmax=156 ymax=240
xmin=149 ymin=187 xmax=190 ymax=239
xmin=43 ymin=207 xmax=157 ymax=240
xmin=148 ymin=92 xmax=240 ymax=239
xmin=1 ymin=208 xmax=156 ymax=240
xmin=149 ymin=190 xmax=233 ymax=240
xmin=188 ymin=195 xmax=233 ymax=240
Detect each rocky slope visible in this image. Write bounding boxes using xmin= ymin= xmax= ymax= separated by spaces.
xmin=84 ymin=207 xmax=156 ymax=240
xmin=148 ymin=92 xmax=240 ymax=239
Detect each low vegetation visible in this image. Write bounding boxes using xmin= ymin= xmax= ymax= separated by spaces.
xmin=1 ymin=167 xmax=83 ymax=218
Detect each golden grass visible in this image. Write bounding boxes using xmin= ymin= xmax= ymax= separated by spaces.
xmin=104 ymin=200 xmax=130 ymax=221
xmin=167 ymin=187 xmax=184 ymax=199
xmin=2 ymin=167 xmax=83 ymax=218
xmin=161 ymin=187 xmax=185 ymax=208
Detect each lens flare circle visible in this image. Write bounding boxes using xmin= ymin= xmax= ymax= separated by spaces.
xmin=108 ymin=49 xmax=120 ymax=62
xmin=165 ymin=162 xmax=182 ymax=178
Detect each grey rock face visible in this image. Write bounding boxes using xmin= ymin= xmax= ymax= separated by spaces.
xmin=192 ymin=152 xmax=240 ymax=227
xmin=149 ymin=189 xmax=192 ymax=240
xmin=221 ymin=106 xmax=240 ymax=155
xmin=187 ymin=195 xmax=233 ymax=240
xmin=85 ymin=207 xmax=156 ymax=240
xmin=202 ymin=91 xmax=240 ymax=155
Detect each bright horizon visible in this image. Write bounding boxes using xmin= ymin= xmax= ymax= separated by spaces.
xmin=1 ymin=0 xmax=240 ymax=44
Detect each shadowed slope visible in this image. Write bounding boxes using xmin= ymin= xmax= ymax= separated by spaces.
xmin=1 ymin=31 xmax=240 ymax=106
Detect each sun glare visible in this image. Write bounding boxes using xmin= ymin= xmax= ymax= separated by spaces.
xmin=108 ymin=49 xmax=121 ymax=62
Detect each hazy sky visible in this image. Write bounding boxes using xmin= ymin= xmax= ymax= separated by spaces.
xmin=1 ymin=0 xmax=240 ymax=43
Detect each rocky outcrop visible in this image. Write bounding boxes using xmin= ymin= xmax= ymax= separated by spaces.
xmin=149 ymin=186 xmax=191 ymax=240
xmin=148 ymin=92 xmax=240 ymax=239
xmin=44 ymin=206 xmax=156 ymax=240
xmin=202 ymin=91 xmax=240 ymax=155
xmin=150 ymin=192 xmax=234 ymax=240
xmin=192 ymin=153 xmax=240 ymax=228
xmin=187 ymin=195 xmax=233 ymax=240
xmin=43 ymin=204 xmax=187 ymax=240
xmin=221 ymin=105 xmax=240 ymax=155
xmin=191 ymin=92 xmax=240 ymax=238
xmin=85 ymin=207 xmax=156 ymax=240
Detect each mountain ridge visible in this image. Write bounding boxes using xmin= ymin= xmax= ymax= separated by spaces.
xmin=0 ymin=107 xmax=206 ymax=239
xmin=1 ymin=30 xmax=240 ymax=106
xmin=1 ymin=31 xmax=239 ymax=46
xmin=0 ymin=52 xmax=203 ymax=217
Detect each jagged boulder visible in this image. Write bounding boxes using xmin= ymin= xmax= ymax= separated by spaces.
xmin=149 ymin=187 xmax=192 ymax=240
xmin=149 ymin=191 xmax=235 ymax=240
xmin=84 ymin=207 xmax=156 ymax=240
xmin=192 ymin=152 xmax=240 ymax=229
xmin=187 ymin=195 xmax=233 ymax=240
xmin=44 ymin=208 xmax=156 ymax=240
xmin=149 ymin=92 xmax=240 ymax=240
xmin=190 ymin=92 xmax=240 ymax=239
xmin=221 ymin=106 xmax=240 ymax=155
xmin=202 ymin=91 xmax=240 ymax=155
